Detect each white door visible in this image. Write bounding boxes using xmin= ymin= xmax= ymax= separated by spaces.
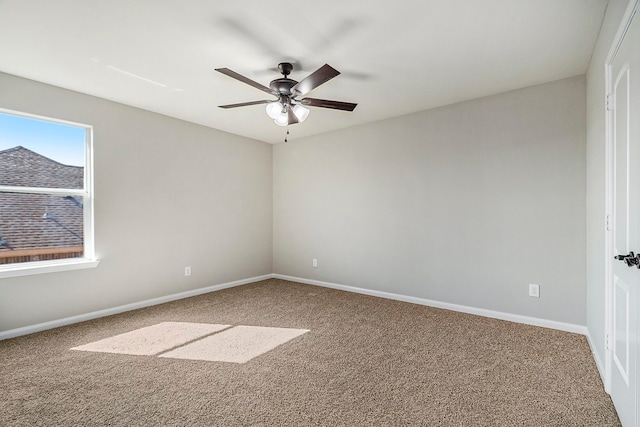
xmin=609 ymin=2 xmax=639 ymax=426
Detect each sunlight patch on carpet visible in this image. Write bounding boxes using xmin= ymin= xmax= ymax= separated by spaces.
xmin=70 ymin=322 xmax=230 ymax=356
xmin=70 ymin=323 xmax=309 ymax=363
xmin=159 ymin=325 xmax=310 ymax=363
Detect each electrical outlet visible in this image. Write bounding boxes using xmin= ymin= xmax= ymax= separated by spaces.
xmin=184 ymin=266 xmax=191 ymax=277
xmin=529 ymin=283 xmax=539 ymax=298
xmin=312 ymin=258 xmax=318 ymax=267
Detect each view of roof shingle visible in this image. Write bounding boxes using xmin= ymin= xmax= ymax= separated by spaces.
xmin=0 ymin=145 xmax=83 ymax=189
xmin=0 ymin=146 xmax=84 ymax=263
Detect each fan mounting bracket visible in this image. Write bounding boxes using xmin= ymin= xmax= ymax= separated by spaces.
xmin=278 ymin=62 xmax=293 ymax=77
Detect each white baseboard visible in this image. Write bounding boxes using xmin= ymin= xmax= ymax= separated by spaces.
xmin=0 ymin=274 xmax=272 ymax=340
xmin=2 ymin=273 xmax=589 ymax=341
xmin=273 ymin=274 xmax=588 ymax=335
xmin=585 ymin=331 xmax=608 ymax=388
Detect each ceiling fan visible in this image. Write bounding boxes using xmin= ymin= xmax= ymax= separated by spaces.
xmin=215 ymin=62 xmax=357 ymax=126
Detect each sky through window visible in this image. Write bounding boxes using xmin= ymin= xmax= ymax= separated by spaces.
xmin=0 ymin=112 xmax=85 ymax=166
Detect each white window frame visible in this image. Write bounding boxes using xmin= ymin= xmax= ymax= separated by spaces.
xmin=0 ymin=108 xmax=99 ymax=278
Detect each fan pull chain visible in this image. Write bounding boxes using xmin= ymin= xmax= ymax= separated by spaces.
xmin=284 ymin=128 xmax=289 ymax=143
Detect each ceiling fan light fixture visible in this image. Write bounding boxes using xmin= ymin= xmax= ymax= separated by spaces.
xmin=292 ymin=104 xmax=309 ymax=122
xmin=265 ymin=101 xmax=282 ymax=119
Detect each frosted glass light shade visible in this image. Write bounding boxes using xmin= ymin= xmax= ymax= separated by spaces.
xmin=292 ymin=104 xmax=309 ymax=122
xmin=274 ymin=112 xmax=288 ymax=126
xmin=266 ymin=102 xmax=283 ymax=119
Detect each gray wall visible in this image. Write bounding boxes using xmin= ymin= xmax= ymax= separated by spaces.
xmin=0 ymin=72 xmax=273 ymax=333
xmin=586 ymin=0 xmax=630 ymax=369
xmin=274 ymin=76 xmax=587 ymax=325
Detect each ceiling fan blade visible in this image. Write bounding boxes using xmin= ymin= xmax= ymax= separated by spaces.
xmin=299 ymin=97 xmax=357 ymax=111
xmin=291 ymin=64 xmax=340 ymax=96
xmin=218 ymin=100 xmax=272 ymax=109
xmin=215 ymin=68 xmax=273 ymax=94
xmin=287 ymin=106 xmax=299 ymax=125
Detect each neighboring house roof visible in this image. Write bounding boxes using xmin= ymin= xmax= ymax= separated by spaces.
xmin=0 ymin=145 xmax=83 ymax=189
xmin=0 ymin=146 xmax=84 ymax=255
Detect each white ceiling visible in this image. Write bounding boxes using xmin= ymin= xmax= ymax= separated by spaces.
xmin=0 ymin=0 xmax=607 ymax=144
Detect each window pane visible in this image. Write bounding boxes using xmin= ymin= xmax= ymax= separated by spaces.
xmin=0 ymin=192 xmax=84 ymax=264
xmin=0 ymin=112 xmax=85 ymax=189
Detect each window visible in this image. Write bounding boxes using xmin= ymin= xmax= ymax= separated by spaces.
xmin=0 ymin=109 xmax=97 ymax=277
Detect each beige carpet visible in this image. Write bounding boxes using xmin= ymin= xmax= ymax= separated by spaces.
xmin=0 ymin=278 xmax=621 ymax=426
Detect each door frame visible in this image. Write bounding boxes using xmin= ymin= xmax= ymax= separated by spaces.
xmin=605 ymin=0 xmax=639 ymax=397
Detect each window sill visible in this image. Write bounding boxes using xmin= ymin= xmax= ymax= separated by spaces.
xmin=0 ymin=258 xmax=100 ymax=279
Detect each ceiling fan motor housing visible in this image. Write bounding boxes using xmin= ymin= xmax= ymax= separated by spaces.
xmin=270 ymin=78 xmax=298 ymax=96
